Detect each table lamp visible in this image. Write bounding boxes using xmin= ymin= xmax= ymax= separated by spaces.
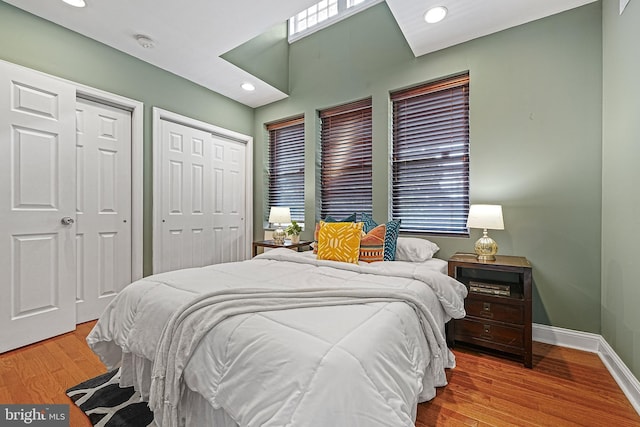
xmin=268 ymin=207 xmax=291 ymax=245
xmin=466 ymin=204 xmax=504 ymax=261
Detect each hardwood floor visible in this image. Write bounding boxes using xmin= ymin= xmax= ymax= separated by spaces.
xmin=0 ymin=322 xmax=105 ymax=427
xmin=417 ymin=344 xmax=640 ymax=426
xmin=1 ymin=322 xmax=638 ymax=426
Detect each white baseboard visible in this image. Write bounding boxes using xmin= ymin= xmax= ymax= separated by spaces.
xmin=533 ymin=323 xmax=602 ymax=352
xmin=533 ymin=323 xmax=640 ymax=416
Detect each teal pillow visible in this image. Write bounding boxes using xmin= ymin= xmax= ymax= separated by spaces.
xmin=324 ymin=213 xmax=357 ymax=223
xmin=361 ymin=212 xmax=377 ymax=233
xmin=361 ymin=213 xmax=401 ymax=261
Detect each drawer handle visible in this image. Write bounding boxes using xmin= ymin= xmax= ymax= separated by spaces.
xmin=480 ymin=302 xmax=493 ymax=318
xmin=482 ymin=324 xmax=492 ymax=338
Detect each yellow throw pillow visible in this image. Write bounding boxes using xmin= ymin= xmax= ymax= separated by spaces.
xmin=317 ymin=221 xmax=364 ymax=264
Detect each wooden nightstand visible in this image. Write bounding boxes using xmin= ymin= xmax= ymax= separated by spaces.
xmin=252 ymin=240 xmax=313 ymax=257
xmin=447 ymin=252 xmax=533 ymax=368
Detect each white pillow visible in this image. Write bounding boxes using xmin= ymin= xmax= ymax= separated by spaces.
xmin=394 ymin=237 xmax=439 ymax=262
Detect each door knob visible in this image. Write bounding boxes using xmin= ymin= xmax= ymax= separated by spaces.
xmin=61 ymin=217 xmax=75 ymax=225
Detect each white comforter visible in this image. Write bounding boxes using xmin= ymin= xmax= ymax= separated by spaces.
xmin=87 ymin=249 xmax=467 ymax=427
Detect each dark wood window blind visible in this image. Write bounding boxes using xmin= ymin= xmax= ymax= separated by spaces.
xmin=267 ymin=116 xmax=305 ymax=223
xmin=319 ymin=98 xmax=372 ymax=220
xmin=391 ymin=74 xmax=470 ymax=235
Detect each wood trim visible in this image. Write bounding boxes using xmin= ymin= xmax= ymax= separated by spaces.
xmin=448 ymin=252 xmax=531 ymax=268
xmin=319 ymin=97 xmax=372 ymax=118
xmin=266 ymin=115 xmax=304 ymax=131
xmin=390 ymin=73 xmax=469 ymax=101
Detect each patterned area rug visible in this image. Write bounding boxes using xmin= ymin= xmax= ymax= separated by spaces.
xmin=66 ymin=369 xmax=154 ymax=427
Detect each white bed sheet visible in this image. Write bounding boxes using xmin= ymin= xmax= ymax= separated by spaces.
xmin=87 ymin=249 xmax=466 ymax=427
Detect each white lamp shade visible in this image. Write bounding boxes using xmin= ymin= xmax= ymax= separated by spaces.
xmin=268 ymin=206 xmax=291 ymax=224
xmin=466 ymin=204 xmax=504 ymax=230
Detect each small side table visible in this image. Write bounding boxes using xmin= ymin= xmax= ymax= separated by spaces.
xmin=252 ymin=240 xmax=313 ymax=257
xmin=447 ymin=252 xmax=533 ymax=368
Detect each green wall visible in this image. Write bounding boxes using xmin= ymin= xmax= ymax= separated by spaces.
xmin=222 ymin=23 xmax=290 ymax=94
xmin=4 ymin=0 xmax=630 ymax=376
xmin=602 ymin=0 xmax=640 ymax=377
xmin=254 ymin=3 xmax=603 ymax=334
xmin=0 ymin=1 xmax=254 ymax=276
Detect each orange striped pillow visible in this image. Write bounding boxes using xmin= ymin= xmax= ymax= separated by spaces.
xmin=359 ymin=223 xmax=386 ymax=263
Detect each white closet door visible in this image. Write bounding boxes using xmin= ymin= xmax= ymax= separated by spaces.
xmin=75 ymin=98 xmax=132 ymax=323
xmin=157 ymin=119 xmax=247 ymax=273
xmin=211 ymin=135 xmax=246 ymax=264
xmin=0 ymin=61 xmax=76 ymax=353
xmin=159 ymin=120 xmax=215 ymax=273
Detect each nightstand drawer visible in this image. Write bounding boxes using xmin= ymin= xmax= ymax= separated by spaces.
xmin=454 ymin=318 xmax=523 ymax=350
xmin=465 ymin=298 xmax=524 ymax=324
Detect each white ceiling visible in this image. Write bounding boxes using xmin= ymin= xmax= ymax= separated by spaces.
xmin=387 ymin=0 xmax=597 ymax=57
xmin=4 ymin=0 xmax=597 ymax=108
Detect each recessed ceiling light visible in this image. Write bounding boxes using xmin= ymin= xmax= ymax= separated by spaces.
xmin=241 ymin=82 xmax=255 ymax=92
xmin=424 ymin=6 xmax=447 ymax=24
xmin=135 ymin=35 xmax=155 ymax=49
xmin=62 ymin=0 xmax=86 ymax=7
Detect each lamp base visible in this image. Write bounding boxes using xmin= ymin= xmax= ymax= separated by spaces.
xmin=273 ymin=227 xmax=286 ymax=245
xmin=475 ymin=253 xmax=496 ymax=262
xmin=474 ymin=229 xmax=498 ymax=261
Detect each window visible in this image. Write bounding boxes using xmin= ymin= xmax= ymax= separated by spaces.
xmin=267 ymin=116 xmax=305 ymax=225
xmin=319 ymin=98 xmax=372 ymax=219
xmin=391 ymin=74 xmax=470 ymax=236
xmin=289 ymin=0 xmax=382 ymax=42
xmin=290 ymin=0 xmax=338 ymax=36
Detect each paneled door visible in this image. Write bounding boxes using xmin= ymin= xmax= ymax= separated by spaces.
xmin=75 ymin=98 xmax=132 ymax=323
xmin=156 ymin=119 xmax=247 ymax=273
xmin=0 ymin=61 xmax=77 ymax=352
xmin=211 ymin=135 xmax=246 ymax=265
xmin=159 ymin=119 xmax=214 ymax=272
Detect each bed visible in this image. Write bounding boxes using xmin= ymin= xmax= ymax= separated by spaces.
xmin=87 ymin=247 xmax=467 ymax=427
